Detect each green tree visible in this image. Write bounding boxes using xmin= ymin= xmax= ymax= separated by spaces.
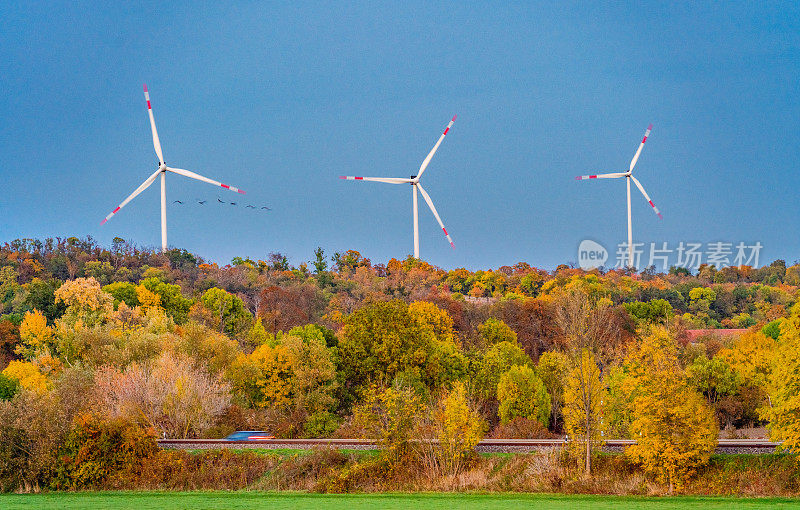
xmin=623 ymin=299 xmax=673 ymax=325
xmin=200 ymin=287 xmax=251 ymax=336
xmin=472 ymin=340 xmax=531 ymax=399
xmin=478 ymin=318 xmax=517 ymax=345
xmin=686 ymin=354 xmax=740 ymax=406
xmin=497 ymin=364 xmax=551 ymax=426
xmin=0 ymin=373 xmax=19 ymax=401
xmin=138 ymin=277 xmax=192 ymax=324
xmin=102 ymin=282 xmax=139 ymax=309
xmin=338 ymin=300 xmax=463 ymax=400
xmin=536 ymin=351 xmax=569 ymax=431
xmin=21 ymin=278 xmax=65 ymax=323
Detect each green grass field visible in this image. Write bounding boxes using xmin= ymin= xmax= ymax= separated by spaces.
xmin=2 ymin=492 xmax=800 ymax=510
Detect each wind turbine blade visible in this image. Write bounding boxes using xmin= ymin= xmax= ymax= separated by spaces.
xmin=630 ymin=175 xmax=662 ymax=219
xmin=143 ymin=85 xmax=164 ymax=164
xmin=575 ymin=172 xmax=627 ymax=180
xmin=100 ymin=168 xmax=161 ymax=225
xmin=166 ymin=167 xmax=245 ymax=194
xmin=417 ymin=115 xmax=456 ymax=180
xmin=416 ymin=183 xmax=454 ymax=248
xmin=339 ymin=176 xmax=412 ymax=184
xmin=629 ymin=123 xmax=652 ymax=172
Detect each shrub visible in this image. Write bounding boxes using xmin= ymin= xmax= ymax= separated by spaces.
xmin=51 ymin=414 xmax=158 ymax=490
xmin=117 ymin=449 xmax=278 ymax=490
xmin=304 ymin=411 xmax=340 ymax=438
xmin=94 ymin=352 xmax=231 ymax=438
xmin=0 ymin=423 xmax=31 ymax=492
xmin=351 ymin=384 xmax=422 ymax=464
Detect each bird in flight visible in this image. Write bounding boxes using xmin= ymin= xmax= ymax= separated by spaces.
xmin=173 ymin=200 xmax=183 ymax=204
xmin=217 ymin=197 xmax=225 ymax=203
xmin=230 ymin=202 xmax=237 ymax=206
xmin=260 ymin=206 xmax=271 ymax=210
xmin=197 ymin=199 xmax=207 ymax=205
xmin=246 ymin=205 xmax=256 ymax=209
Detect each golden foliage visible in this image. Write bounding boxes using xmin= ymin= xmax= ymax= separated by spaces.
xmin=429 ymin=381 xmax=486 ymax=476
xmin=18 ymin=309 xmax=55 ymax=358
xmin=624 ymin=327 xmax=718 ymax=493
xmin=562 ymin=349 xmax=606 ymax=474
xmin=2 ymin=360 xmax=48 ymax=393
xmin=135 ymin=284 xmax=163 ymax=311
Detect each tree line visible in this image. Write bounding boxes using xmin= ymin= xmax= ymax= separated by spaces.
xmin=0 ymin=236 xmax=799 ymax=492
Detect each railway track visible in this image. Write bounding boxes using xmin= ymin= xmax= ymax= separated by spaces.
xmin=158 ymin=438 xmax=781 ymax=454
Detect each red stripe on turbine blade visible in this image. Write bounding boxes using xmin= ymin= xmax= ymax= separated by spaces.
xmin=647 ymin=123 xmax=653 ymax=130
xmin=657 ymin=213 xmax=663 ymax=219
xmin=100 ymin=218 xmax=108 ymax=225
xmin=450 ymin=241 xmax=455 ymax=248
xmin=221 ymin=184 xmax=230 ymax=189
xmin=648 ymin=200 xmax=654 ymax=207
xmin=355 ymin=177 xmax=363 ymax=180
xmin=237 ymin=189 xmax=246 ymax=194
xmin=113 ymin=207 xmax=120 ymax=213
xmin=443 ymin=127 xmax=449 ymax=135
xmin=443 ymin=228 xmax=448 ymax=236
xmin=589 ymin=175 xmax=597 ymax=179
xmin=143 ymin=84 xmax=148 ymax=92
xmin=642 ymin=136 xmax=648 ymax=143
xmin=147 ymin=100 xmax=151 ymax=109
xmin=451 ymin=115 xmax=457 ymax=122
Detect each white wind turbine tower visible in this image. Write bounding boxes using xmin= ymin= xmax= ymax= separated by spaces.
xmin=101 ymin=85 xmax=245 ymax=252
xmin=340 ymin=116 xmax=457 ymax=259
xmin=576 ymin=124 xmax=662 ymax=268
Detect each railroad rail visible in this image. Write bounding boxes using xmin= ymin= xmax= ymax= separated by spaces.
xmin=158 ymin=438 xmax=781 ymax=454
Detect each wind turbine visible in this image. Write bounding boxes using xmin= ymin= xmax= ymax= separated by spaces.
xmin=340 ymin=116 xmax=457 ymax=259
xmin=575 ymin=124 xmax=662 ymax=268
xmin=101 ymin=85 xmax=245 ymax=252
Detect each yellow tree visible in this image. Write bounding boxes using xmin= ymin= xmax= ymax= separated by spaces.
xmin=18 ymin=309 xmax=55 ymax=359
xmin=351 ymin=383 xmax=423 ymax=464
xmin=624 ymin=327 xmax=718 ymax=493
xmin=228 ymin=343 xmax=295 ymax=408
xmin=563 ymin=349 xmax=606 ymax=475
xmin=135 ymin=284 xmax=163 ymax=312
xmin=761 ymin=304 xmax=800 ymax=454
xmin=409 ymin=300 xmax=456 ymax=344
xmin=54 ymin=277 xmax=113 ymax=328
xmin=717 ymin=330 xmax=777 ymax=389
xmin=428 ymin=381 xmax=486 ymax=476
xmin=2 ymin=360 xmax=48 ymax=393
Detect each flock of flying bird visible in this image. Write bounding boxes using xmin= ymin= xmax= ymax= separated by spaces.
xmin=102 ymin=85 xmax=662 ymax=265
xmin=171 ymin=198 xmax=271 ymax=210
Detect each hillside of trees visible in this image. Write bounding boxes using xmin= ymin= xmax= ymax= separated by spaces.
xmin=1 ymin=235 xmax=800 ymax=492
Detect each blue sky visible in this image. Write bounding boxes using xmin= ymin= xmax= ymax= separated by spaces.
xmin=0 ymin=2 xmax=798 ymax=270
